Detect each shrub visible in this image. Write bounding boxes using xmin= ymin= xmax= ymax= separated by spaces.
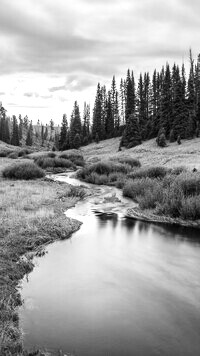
xmin=59 ymin=150 xmax=84 ymax=165
xmin=66 ymin=186 xmax=86 ymax=199
xmin=174 ymin=172 xmax=200 ymax=196
xmin=179 ymin=195 xmax=200 ymax=220
xmin=18 ymin=149 xmax=33 ymax=157
xmin=3 ymin=162 xmax=45 ymax=180
xmin=35 ymin=156 xmax=75 ymax=169
xmin=8 ymin=152 xmax=18 ymax=159
xmin=48 ymin=152 xmax=56 ymax=158
xmin=123 ymin=178 xmax=161 ymax=201
xmin=156 ymin=182 xmax=184 ymax=218
xmin=170 ymin=167 xmax=187 ymax=175
xmin=0 ymin=149 xmax=13 ymax=157
xmin=128 ymin=166 xmax=168 ymax=180
xmin=118 ymin=157 xmax=141 ymax=168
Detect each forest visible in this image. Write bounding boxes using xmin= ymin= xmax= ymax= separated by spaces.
xmin=0 ymin=50 xmax=200 ymax=150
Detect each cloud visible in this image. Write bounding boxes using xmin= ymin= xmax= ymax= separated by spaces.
xmin=0 ymin=0 xmax=199 ymax=123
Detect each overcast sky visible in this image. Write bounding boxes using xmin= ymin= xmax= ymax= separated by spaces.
xmin=0 ymin=0 xmax=199 ymax=124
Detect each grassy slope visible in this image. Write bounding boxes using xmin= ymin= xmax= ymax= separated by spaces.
xmin=81 ymin=137 xmax=200 ymax=169
xmin=0 ymin=157 xmax=82 ymax=356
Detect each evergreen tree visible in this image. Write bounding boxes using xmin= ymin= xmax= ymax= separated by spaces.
xmin=160 ymin=64 xmax=173 ymax=137
xmin=41 ymin=125 xmax=44 ymax=146
xmin=70 ymin=101 xmax=82 ymax=148
xmin=82 ymin=103 xmax=90 ymax=144
xmin=105 ymin=91 xmax=114 ymax=138
xmin=11 ymin=115 xmax=19 ymax=146
xmin=26 ymin=122 xmax=33 ymax=146
xmin=92 ymin=83 xmax=102 ymax=140
xmin=73 ymin=133 xmax=81 ymax=149
xmin=121 ymin=113 xmax=141 ymax=148
xmin=18 ymin=114 xmax=23 ymax=141
xmin=59 ymin=114 xmax=68 ymax=150
xmin=125 ymin=69 xmax=136 ymax=123
xmin=172 ymin=66 xmax=187 ymax=139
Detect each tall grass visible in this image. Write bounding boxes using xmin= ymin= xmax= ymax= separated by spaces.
xmin=123 ymin=170 xmax=200 ymax=220
xmin=118 ymin=157 xmax=141 ymax=168
xmin=2 ymin=162 xmax=45 ymax=180
xmin=35 ymin=156 xmax=75 ymax=169
xmin=127 ymin=166 xmax=169 ymax=180
xmin=59 ymin=150 xmax=85 ymax=166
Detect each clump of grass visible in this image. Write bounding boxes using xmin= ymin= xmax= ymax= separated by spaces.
xmin=35 ymin=156 xmax=75 ymax=169
xmin=128 ymin=166 xmax=169 ymax=180
xmin=18 ymin=148 xmax=33 ymax=157
xmin=59 ymin=150 xmax=85 ymax=166
xmin=8 ymin=152 xmax=18 ymax=159
xmin=2 ymin=162 xmax=45 ymax=180
xmin=118 ymin=157 xmax=141 ymax=168
xmin=65 ymin=186 xmax=86 ymax=199
xmin=77 ymin=161 xmax=131 ymax=181
xmin=0 ymin=148 xmax=13 ymax=157
xmin=47 ymin=152 xmax=56 ymax=158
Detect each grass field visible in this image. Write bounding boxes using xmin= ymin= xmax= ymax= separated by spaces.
xmin=81 ymin=137 xmax=200 ymax=169
xmin=0 ymin=155 xmax=83 ymax=356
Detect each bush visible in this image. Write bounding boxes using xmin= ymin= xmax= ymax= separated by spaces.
xmin=8 ymin=152 xmax=18 ymax=159
xmin=118 ymin=157 xmax=141 ymax=168
xmin=35 ymin=156 xmax=75 ymax=169
xmin=48 ymin=152 xmax=56 ymax=158
xmin=59 ymin=150 xmax=84 ymax=166
xmin=179 ymin=195 xmax=200 ymax=220
xmin=0 ymin=149 xmax=13 ymax=157
xmin=128 ymin=166 xmax=168 ymax=180
xmin=66 ymin=186 xmax=86 ymax=199
xmin=174 ymin=172 xmax=200 ymax=196
xmin=18 ymin=149 xmax=33 ymax=157
xmin=123 ymin=178 xmax=162 ymax=204
xmin=3 ymin=162 xmax=45 ymax=180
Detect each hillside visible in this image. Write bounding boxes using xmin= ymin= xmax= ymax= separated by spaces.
xmin=81 ymin=137 xmax=200 ymax=170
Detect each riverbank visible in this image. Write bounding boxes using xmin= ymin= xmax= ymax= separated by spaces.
xmin=126 ymin=207 xmax=200 ymax=229
xmin=0 ymin=158 xmax=83 ymax=356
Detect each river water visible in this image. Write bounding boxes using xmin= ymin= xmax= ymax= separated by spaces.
xmin=20 ymin=174 xmax=200 ymax=356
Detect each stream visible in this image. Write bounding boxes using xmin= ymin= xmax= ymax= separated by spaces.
xmin=20 ymin=173 xmax=200 ymax=356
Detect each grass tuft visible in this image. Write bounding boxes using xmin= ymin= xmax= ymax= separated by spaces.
xmin=3 ymin=162 xmax=45 ymax=180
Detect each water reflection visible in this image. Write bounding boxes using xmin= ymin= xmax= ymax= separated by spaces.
xmin=20 ymin=175 xmax=200 ymax=356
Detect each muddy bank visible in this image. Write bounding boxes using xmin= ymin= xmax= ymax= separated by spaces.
xmin=0 ymin=177 xmax=83 ymax=356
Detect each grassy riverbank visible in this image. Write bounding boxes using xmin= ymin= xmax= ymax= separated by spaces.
xmin=0 ymin=156 xmax=84 ymax=356
xmin=77 ymin=138 xmax=200 ymax=228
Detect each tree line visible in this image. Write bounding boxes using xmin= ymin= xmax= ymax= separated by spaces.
xmin=1 ymin=50 xmax=200 ymax=150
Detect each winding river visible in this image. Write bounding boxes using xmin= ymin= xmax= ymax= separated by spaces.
xmin=20 ymin=174 xmax=200 ymax=356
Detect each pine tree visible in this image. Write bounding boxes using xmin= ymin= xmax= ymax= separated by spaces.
xmin=11 ymin=115 xmax=19 ymax=146
xmin=73 ymin=133 xmax=81 ymax=149
xmin=172 ymin=65 xmax=187 ymax=139
xmin=59 ymin=114 xmax=68 ymax=150
xmin=125 ymin=69 xmax=136 ymax=123
xmin=105 ymin=91 xmax=114 ymax=138
xmin=26 ymin=122 xmax=33 ymax=146
xmin=160 ymin=64 xmax=173 ymax=137
xmin=41 ymin=125 xmax=44 ymax=146
xmin=92 ymin=83 xmax=102 ymax=140
xmin=82 ymin=103 xmax=90 ymax=144
xmin=18 ymin=114 xmax=23 ymax=141
xmin=121 ymin=113 xmax=141 ymax=148
xmin=70 ymin=101 xmax=82 ymax=148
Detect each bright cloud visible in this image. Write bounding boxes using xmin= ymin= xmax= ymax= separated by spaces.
xmin=0 ymin=0 xmax=199 ymax=123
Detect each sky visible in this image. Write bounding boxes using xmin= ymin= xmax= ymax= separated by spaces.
xmin=0 ymin=0 xmax=200 ymax=125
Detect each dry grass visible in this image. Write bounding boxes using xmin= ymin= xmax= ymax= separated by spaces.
xmin=0 ymin=158 xmax=82 ymax=355
xmin=81 ymin=137 xmax=200 ymax=170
